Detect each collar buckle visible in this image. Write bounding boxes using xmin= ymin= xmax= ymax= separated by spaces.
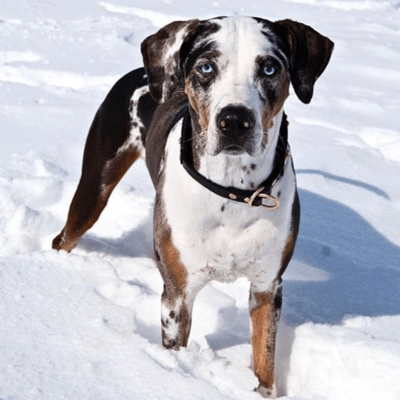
xmin=246 ymin=186 xmax=280 ymax=210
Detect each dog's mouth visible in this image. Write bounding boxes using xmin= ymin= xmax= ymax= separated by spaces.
xmin=209 ymin=139 xmax=257 ymax=157
xmin=221 ymin=144 xmax=246 ymax=155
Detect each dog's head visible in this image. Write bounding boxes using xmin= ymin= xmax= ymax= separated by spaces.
xmin=141 ymin=16 xmax=333 ymax=157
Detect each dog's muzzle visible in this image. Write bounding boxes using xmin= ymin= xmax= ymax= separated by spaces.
xmin=216 ymin=105 xmax=256 ymax=155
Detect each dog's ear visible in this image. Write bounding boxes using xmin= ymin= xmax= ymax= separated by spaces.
xmin=141 ymin=19 xmax=200 ymax=103
xmin=275 ymin=19 xmax=334 ymax=104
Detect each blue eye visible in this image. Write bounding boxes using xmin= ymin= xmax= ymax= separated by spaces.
xmin=199 ymin=63 xmax=214 ymax=74
xmin=263 ymin=65 xmax=276 ymax=76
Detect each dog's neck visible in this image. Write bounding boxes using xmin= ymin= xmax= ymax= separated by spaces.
xmin=191 ymin=109 xmax=284 ymax=191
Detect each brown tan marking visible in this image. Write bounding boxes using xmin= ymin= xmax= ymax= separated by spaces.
xmin=158 ymin=227 xmax=188 ymax=291
xmin=261 ymin=75 xmax=290 ymax=148
xmin=250 ymin=286 xmax=281 ymax=393
xmin=185 ymin=83 xmax=211 ymax=135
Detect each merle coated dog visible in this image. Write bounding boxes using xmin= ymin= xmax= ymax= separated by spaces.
xmin=53 ymin=16 xmax=333 ymax=397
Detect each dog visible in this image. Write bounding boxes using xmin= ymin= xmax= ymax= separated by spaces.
xmin=52 ymin=16 xmax=333 ymax=397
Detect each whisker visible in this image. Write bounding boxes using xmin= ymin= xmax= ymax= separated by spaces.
xmin=181 ymin=130 xmax=207 ymax=143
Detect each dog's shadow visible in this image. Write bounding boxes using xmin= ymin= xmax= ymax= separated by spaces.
xmin=274 ymin=182 xmax=400 ymax=396
xmin=287 ymin=187 xmax=400 ymax=325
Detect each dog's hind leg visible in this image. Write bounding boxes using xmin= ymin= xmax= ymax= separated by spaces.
xmin=249 ymin=280 xmax=282 ymax=398
xmin=52 ymin=69 xmax=156 ymax=252
xmin=52 ymin=136 xmax=142 ymax=252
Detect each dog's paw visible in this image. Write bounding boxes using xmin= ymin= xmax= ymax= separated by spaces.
xmin=254 ymin=384 xmax=277 ymax=398
xmin=52 ymin=231 xmax=64 ymax=250
xmin=52 ymin=229 xmax=76 ymax=252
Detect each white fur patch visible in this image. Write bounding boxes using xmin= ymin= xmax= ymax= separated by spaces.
xmin=256 ymin=384 xmax=277 ymax=399
xmin=117 ymin=84 xmax=149 ymax=156
xmin=161 ymin=25 xmax=192 ymax=103
xmin=131 ymin=85 xmax=149 ymax=129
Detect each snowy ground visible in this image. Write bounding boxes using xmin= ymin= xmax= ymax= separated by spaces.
xmin=1 ymin=0 xmax=400 ymax=399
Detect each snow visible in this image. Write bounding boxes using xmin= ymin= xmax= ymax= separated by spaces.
xmin=1 ymin=0 xmax=400 ymax=399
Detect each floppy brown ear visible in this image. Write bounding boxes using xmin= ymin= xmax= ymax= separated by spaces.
xmin=276 ymin=19 xmax=334 ymax=104
xmin=141 ymin=19 xmax=200 ymax=103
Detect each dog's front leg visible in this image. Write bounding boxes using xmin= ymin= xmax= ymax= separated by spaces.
xmin=154 ymin=221 xmax=197 ymax=350
xmin=161 ymin=284 xmax=195 ymax=350
xmin=249 ymin=280 xmax=282 ymax=398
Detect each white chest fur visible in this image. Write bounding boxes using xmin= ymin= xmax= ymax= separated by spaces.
xmin=161 ymin=120 xmax=296 ymax=293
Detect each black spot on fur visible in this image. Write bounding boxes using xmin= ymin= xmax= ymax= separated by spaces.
xmin=250 ymin=163 xmax=257 ymax=170
xmin=260 ymin=29 xmax=277 ymax=45
xmin=274 ymin=285 xmax=283 ymax=309
xmin=169 ymin=311 xmax=176 ymax=319
xmin=221 ymin=204 xmax=225 ymax=212
xmin=180 ymin=21 xmax=221 ymax=72
xmin=136 ymin=91 xmax=156 ymax=147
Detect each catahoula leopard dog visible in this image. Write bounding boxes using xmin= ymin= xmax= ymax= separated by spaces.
xmin=53 ymin=16 xmax=333 ymax=397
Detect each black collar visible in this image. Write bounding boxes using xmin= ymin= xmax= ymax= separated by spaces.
xmin=180 ymin=111 xmax=289 ymax=209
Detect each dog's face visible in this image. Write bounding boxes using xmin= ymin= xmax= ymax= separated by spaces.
xmin=182 ymin=17 xmax=291 ymax=157
xmin=142 ymin=16 xmax=333 ymax=157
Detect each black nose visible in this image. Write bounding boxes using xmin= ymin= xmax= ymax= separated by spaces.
xmin=216 ymin=105 xmax=255 ymax=137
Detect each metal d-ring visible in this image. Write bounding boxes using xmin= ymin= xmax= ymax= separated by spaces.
xmin=247 ymin=186 xmax=280 ymax=210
